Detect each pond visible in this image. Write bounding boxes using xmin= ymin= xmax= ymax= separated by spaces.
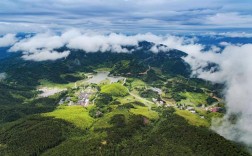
xmin=86 ymin=72 xmax=124 ymax=84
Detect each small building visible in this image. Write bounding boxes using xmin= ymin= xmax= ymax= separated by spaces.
xmin=58 ymin=98 xmax=65 ymax=105
xmin=186 ymin=106 xmax=194 ymax=111
xmin=190 ymin=110 xmax=196 ymax=114
xmin=96 ymin=111 xmax=103 ymax=117
xmin=84 ymin=99 xmax=89 ymax=107
xmin=211 ymin=107 xmax=222 ymax=112
xmin=68 ymin=101 xmax=74 ymax=106
xmin=152 ymin=98 xmax=158 ymax=102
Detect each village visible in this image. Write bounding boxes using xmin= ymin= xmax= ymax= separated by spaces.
xmin=37 ymin=70 xmax=224 ymax=122
xmin=57 ymin=78 xmax=223 ymax=121
xmin=58 ymin=85 xmax=98 ymax=107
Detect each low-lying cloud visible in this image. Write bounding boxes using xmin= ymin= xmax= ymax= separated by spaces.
xmin=21 ymin=50 xmax=70 ymax=61
xmin=0 ymin=34 xmax=17 ymax=47
xmin=185 ymin=43 xmax=252 ymax=150
xmin=207 ymin=44 xmax=252 ymax=148
xmin=8 ymin=30 xmax=164 ymax=61
xmin=8 ymin=29 xmax=200 ymax=61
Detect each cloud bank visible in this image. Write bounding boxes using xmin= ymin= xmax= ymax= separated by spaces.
xmin=184 ymin=43 xmax=252 ymax=149
xmin=206 ymin=44 xmax=252 ymax=147
xmin=21 ymin=50 xmax=70 ymax=61
xmin=8 ymin=29 xmax=202 ymax=61
xmin=0 ymin=34 xmax=17 ymax=47
xmin=8 ymin=30 xmax=164 ymax=61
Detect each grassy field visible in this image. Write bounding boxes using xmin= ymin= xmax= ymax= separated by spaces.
xmin=101 ymin=83 xmax=129 ymax=97
xmin=117 ymin=95 xmax=137 ymax=104
xmin=130 ymin=79 xmax=146 ymax=89
xmin=39 ymin=72 xmax=89 ymax=89
xmin=92 ymin=109 xmax=131 ymax=129
xmin=179 ymin=92 xmax=208 ymax=106
xmin=130 ymin=105 xmax=159 ymax=120
xmin=175 ymin=109 xmax=210 ymax=127
xmin=39 ymin=79 xmax=75 ymax=88
xmin=42 ymin=106 xmax=94 ymax=130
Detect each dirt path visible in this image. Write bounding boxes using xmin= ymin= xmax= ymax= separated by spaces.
xmin=127 ymin=90 xmax=153 ymax=110
xmin=139 ymin=65 xmax=151 ymax=75
xmin=122 ymin=78 xmax=127 ymax=85
xmin=38 ymin=87 xmax=66 ymax=97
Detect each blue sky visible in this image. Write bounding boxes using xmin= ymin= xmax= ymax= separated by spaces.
xmin=0 ymin=0 xmax=252 ymax=34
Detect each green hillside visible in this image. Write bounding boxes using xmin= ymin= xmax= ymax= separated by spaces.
xmin=101 ymin=83 xmax=129 ymax=97
xmin=0 ymin=107 xmax=249 ymax=156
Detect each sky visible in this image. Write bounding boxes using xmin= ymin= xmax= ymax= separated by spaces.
xmin=1 ymin=0 xmax=252 ymax=34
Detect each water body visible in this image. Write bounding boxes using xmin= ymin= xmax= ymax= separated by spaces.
xmin=86 ymin=72 xmax=124 ymax=84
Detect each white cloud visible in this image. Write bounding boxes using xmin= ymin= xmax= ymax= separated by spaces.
xmin=9 ymin=30 xmax=163 ymax=61
xmin=10 ymin=32 xmax=65 ymax=52
xmin=22 ymin=50 xmax=70 ymax=61
xmin=218 ymin=32 xmax=252 ymax=38
xmin=219 ymin=42 xmax=231 ymax=46
xmin=67 ymin=33 xmax=139 ymax=53
xmin=181 ymin=42 xmax=252 ymax=147
xmin=9 ymin=31 xmax=69 ymax=61
xmin=205 ymin=44 xmax=252 ymax=147
xmin=8 ymin=30 xmax=207 ymax=61
xmin=0 ymin=22 xmax=53 ymax=35
xmin=0 ymin=33 xmax=17 ymax=47
xmin=206 ymin=12 xmax=252 ymax=27
xmin=7 ymin=30 xmax=219 ymax=61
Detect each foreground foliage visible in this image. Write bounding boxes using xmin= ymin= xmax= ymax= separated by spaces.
xmin=0 ymin=107 xmax=250 ymax=156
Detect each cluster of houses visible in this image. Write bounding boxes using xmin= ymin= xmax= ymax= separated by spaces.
xmin=176 ymin=102 xmax=223 ymax=113
xmin=58 ymin=86 xmax=96 ymax=107
xmin=152 ymin=98 xmax=166 ymax=106
xmin=150 ymin=87 xmax=167 ymax=107
xmin=77 ymin=92 xmax=90 ymax=107
xmin=176 ymin=104 xmax=197 ymax=114
xmin=203 ymin=105 xmax=223 ymax=113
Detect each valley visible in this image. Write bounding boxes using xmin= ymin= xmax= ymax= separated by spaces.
xmin=0 ymin=46 xmax=249 ymax=155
